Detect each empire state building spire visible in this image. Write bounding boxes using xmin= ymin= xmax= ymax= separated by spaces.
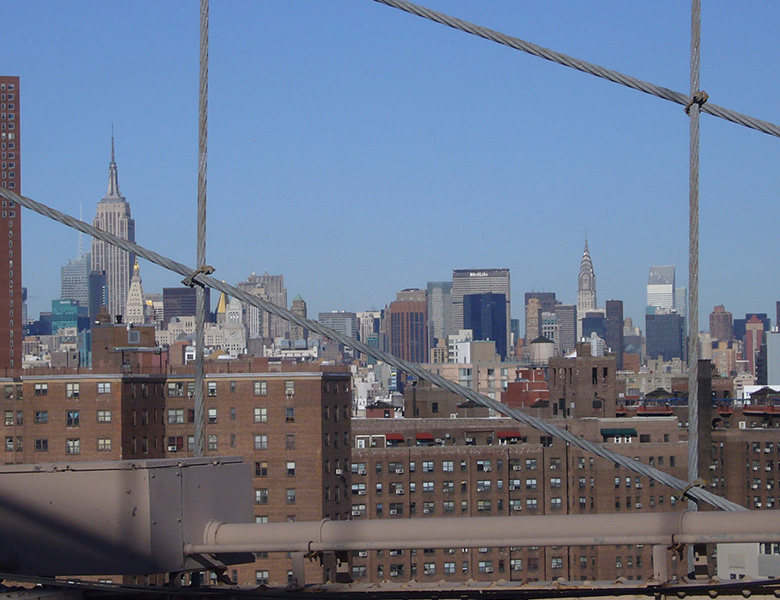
xmin=577 ymin=238 xmax=597 ymax=341
xmin=105 ymin=128 xmax=122 ymax=199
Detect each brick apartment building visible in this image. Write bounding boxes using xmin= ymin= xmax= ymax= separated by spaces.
xmin=2 ymin=322 xmax=352 ymax=586
xmin=3 ymin=324 xmax=779 ymax=585
xmin=349 ymin=415 xmax=689 ymax=583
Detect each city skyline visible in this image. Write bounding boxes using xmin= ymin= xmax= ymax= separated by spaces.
xmin=4 ymin=2 xmax=779 ymax=330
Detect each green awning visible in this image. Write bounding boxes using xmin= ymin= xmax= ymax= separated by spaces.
xmin=600 ymin=428 xmax=637 ymax=437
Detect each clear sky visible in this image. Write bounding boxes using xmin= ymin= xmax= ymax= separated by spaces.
xmin=4 ymin=1 xmax=780 ymax=332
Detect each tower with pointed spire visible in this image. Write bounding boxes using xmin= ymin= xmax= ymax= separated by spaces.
xmin=91 ymin=133 xmax=136 ymax=319
xmin=124 ymin=259 xmax=147 ymax=325
xmin=577 ymin=239 xmax=597 ymax=341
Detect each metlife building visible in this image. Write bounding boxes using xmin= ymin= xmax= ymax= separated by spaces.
xmin=451 ymin=268 xmax=511 ymax=358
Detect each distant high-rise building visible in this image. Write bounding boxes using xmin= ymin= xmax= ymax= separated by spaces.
xmin=645 ymin=310 xmax=684 ymax=361
xmin=733 ymin=313 xmax=770 ymax=342
xmin=553 ymin=303 xmax=577 ymax=355
xmin=463 ymin=292 xmax=508 ymax=360
xmin=540 ymin=311 xmax=560 ymax=355
xmin=91 ymin=136 xmax=136 ymax=319
xmin=124 ymin=260 xmax=147 ymax=325
xmin=577 ymin=241 xmax=596 ymax=340
xmin=647 ymin=266 xmax=675 ymax=311
xmin=237 ymin=272 xmax=288 ymax=339
xmin=0 ymin=76 xmax=22 ymax=371
xmin=709 ymin=305 xmax=733 ymax=341
xmin=51 ymin=299 xmax=79 ymax=334
xmin=452 ymin=269 xmax=511 ymax=357
xmin=426 ymin=281 xmax=452 ymax=348
xmin=524 ymin=292 xmax=556 ymax=344
xmin=745 ymin=315 xmax=765 ymax=378
xmin=318 ymin=311 xmax=359 ymax=341
xmin=524 ymin=297 xmax=541 ymax=344
xmin=163 ymin=287 xmax=211 ymax=327
xmin=582 ymin=311 xmax=606 ymax=340
xmin=290 ymin=294 xmax=308 ymax=341
xmin=605 ymin=299 xmax=624 ymax=369
xmin=388 ymin=290 xmax=428 ymax=363
xmin=61 ymin=253 xmax=91 ymax=308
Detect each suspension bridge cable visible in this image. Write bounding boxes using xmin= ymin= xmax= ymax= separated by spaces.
xmin=0 ymin=187 xmax=745 ymax=511
xmin=193 ymin=0 xmax=209 ymax=458
xmin=371 ymin=0 xmax=780 ymax=139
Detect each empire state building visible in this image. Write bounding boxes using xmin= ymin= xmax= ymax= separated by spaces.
xmin=91 ymin=136 xmax=135 ymax=319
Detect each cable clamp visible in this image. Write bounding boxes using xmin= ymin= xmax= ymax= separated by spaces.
xmin=677 ymin=478 xmax=706 ymax=502
xmin=182 ymin=265 xmax=215 ymax=288
xmin=685 ymin=90 xmax=709 ymax=114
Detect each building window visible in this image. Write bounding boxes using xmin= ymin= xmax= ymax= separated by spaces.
xmin=478 ymin=561 xmax=494 ymax=574
xmin=207 ymin=382 xmax=217 ymax=397
xmin=97 ymin=382 xmax=111 ymax=394
xmin=97 ymin=438 xmax=112 ymax=451
xmin=34 ymin=383 xmax=48 ymax=396
xmin=550 ymin=497 xmax=563 ymax=509
xmin=285 ymin=380 xmax=295 ymax=396
xmin=34 ymin=410 xmax=48 ymax=424
xmin=168 ymin=409 xmax=184 ymax=424
xmin=443 ymin=460 xmax=454 ymax=472
xmin=255 ymin=571 xmax=269 ymax=585
xmin=254 ymin=407 xmax=267 ymax=422
xmin=255 ymin=489 xmax=269 ymax=505
xmin=285 ymin=406 xmax=295 ymax=422
xmin=66 ymin=439 xmax=80 ymax=454
xmin=286 ymin=488 xmax=296 ymax=504
xmin=34 ymin=438 xmax=48 ymax=452
xmin=551 ymin=557 xmax=563 ymax=569
xmin=255 ymin=461 xmax=268 ymax=477
xmin=286 ymin=434 xmax=295 ymax=450
xmin=66 ymin=411 xmax=80 ymax=427
xmin=287 ymin=461 xmax=296 ymax=477
xmin=207 ymin=408 xmax=217 ymax=424
xmin=167 ymin=382 xmax=183 ymax=397
xmin=254 ymin=381 xmax=267 ymax=396
xmin=254 ymin=434 xmax=268 ymax=450
xmin=208 ymin=434 xmax=217 ymax=451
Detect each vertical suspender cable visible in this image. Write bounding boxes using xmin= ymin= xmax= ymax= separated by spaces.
xmin=687 ymin=0 xmax=702 ymax=571
xmin=194 ymin=0 xmax=209 ymax=457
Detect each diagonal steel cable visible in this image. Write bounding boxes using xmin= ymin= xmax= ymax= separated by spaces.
xmin=372 ymin=0 xmax=780 ymax=139
xmin=0 ymin=187 xmax=745 ymax=511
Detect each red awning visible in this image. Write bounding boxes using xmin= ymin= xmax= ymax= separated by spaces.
xmin=416 ymin=432 xmax=434 ymax=440
xmin=496 ymin=430 xmax=522 ymax=438
xmin=385 ymin=433 xmax=404 ymax=441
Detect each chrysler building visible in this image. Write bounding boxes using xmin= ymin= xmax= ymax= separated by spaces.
xmin=576 ymin=239 xmax=596 ymax=341
xmin=91 ymin=135 xmax=136 ymax=319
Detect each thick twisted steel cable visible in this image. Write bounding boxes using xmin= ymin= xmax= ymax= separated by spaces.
xmin=0 ymin=188 xmax=745 ymax=511
xmin=687 ymin=0 xmax=702 ymax=507
xmin=193 ymin=0 xmax=209 ymax=458
xmin=372 ymin=0 xmax=780 ymax=139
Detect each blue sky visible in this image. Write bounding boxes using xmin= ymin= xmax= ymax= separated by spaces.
xmin=5 ymin=1 xmax=780 ymax=332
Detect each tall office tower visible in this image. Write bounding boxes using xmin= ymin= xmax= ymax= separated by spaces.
xmin=582 ymin=311 xmax=606 ymax=340
xmin=426 ymin=281 xmax=452 ymax=348
xmin=61 ymin=253 xmax=90 ymax=308
xmin=647 ymin=266 xmax=675 ymax=311
xmin=553 ymin=303 xmax=577 ymax=354
xmin=540 ymin=311 xmax=560 ymax=355
xmin=388 ymin=289 xmax=428 ymax=363
xmin=237 ymin=272 xmax=288 ymax=339
xmin=319 ymin=311 xmax=359 ymax=340
xmin=524 ymin=297 xmax=542 ymax=343
xmin=709 ymin=305 xmax=733 ymax=341
xmin=162 ymin=287 xmax=211 ymax=327
xmin=0 ymin=76 xmax=22 ymax=371
xmin=577 ymin=240 xmax=596 ymax=341
xmin=91 ymin=136 xmax=135 ymax=319
xmin=605 ymin=299 xmax=624 ymax=369
xmin=124 ymin=260 xmax=147 ymax=325
xmin=745 ymin=315 xmax=765 ymax=377
xmin=290 ymin=294 xmax=308 ymax=341
xmin=357 ymin=310 xmax=380 ymax=343
xmin=733 ymin=313 xmax=770 ymax=342
xmin=645 ymin=310 xmax=684 ymax=361
xmin=525 ymin=292 xmax=556 ymax=346
xmin=452 ymin=269 xmax=511 ymax=357
xmin=463 ymin=292 xmax=508 ymax=360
